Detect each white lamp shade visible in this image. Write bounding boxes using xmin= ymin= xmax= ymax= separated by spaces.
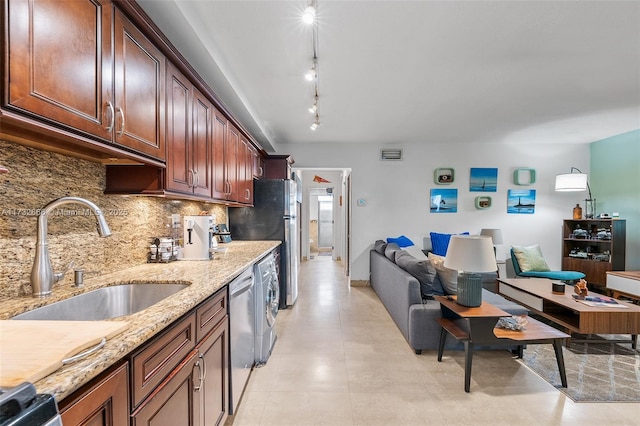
xmin=444 ymin=235 xmax=497 ymax=273
xmin=555 ymin=173 xmax=588 ymax=192
xmin=479 ymin=228 xmax=503 ymax=245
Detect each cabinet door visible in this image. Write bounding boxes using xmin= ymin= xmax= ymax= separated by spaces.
xmin=131 ymin=350 xmax=199 ymax=426
xmin=59 ymin=361 xmax=129 ymax=426
xmin=191 ymin=88 xmax=213 ymax=198
xmin=211 ymin=109 xmax=228 ymax=200
xmin=7 ymin=0 xmax=113 ymax=139
xmin=199 ymin=319 xmax=229 ymax=426
xmin=113 ymin=9 xmax=165 ymax=160
xmin=239 ymin=136 xmax=254 ymax=204
xmin=165 ymin=63 xmax=192 ymax=194
xmin=225 ymin=123 xmax=240 ymax=201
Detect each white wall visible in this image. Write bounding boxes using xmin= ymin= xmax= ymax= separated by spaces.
xmin=279 ymin=141 xmax=590 ymax=281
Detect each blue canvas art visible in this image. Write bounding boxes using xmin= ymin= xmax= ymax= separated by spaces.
xmin=430 ymin=188 xmax=458 ymax=213
xmin=470 ymin=168 xmax=498 ymax=192
xmin=507 ymin=189 xmax=536 ymax=214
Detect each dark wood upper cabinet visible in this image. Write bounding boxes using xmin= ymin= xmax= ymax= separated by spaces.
xmin=113 ymin=8 xmax=166 ymax=160
xmin=6 ymin=0 xmax=113 ymax=138
xmin=4 ymin=0 xmax=165 ymax=162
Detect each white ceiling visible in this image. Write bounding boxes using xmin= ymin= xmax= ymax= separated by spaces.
xmin=137 ymin=0 xmax=640 ymax=153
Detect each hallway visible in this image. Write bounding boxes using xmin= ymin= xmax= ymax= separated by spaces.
xmin=227 ymin=257 xmax=638 ymax=425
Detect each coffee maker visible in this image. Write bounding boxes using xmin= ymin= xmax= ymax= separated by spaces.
xmin=182 ymin=215 xmax=216 ymax=260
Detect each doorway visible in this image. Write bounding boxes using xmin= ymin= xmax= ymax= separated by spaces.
xmin=295 ymin=168 xmax=351 ymax=279
xmin=317 ymin=194 xmax=333 ymax=256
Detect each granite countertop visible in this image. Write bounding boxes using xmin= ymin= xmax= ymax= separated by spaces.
xmin=0 ymin=240 xmax=280 ymax=401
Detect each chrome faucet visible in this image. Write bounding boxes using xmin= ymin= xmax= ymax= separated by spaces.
xmin=30 ymin=197 xmax=112 ymax=297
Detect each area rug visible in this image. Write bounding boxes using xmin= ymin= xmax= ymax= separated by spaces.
xmin=519 ymin=335 xmax=640 ymax=402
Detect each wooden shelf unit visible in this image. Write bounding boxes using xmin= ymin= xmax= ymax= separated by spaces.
xmin=562 ymin=219 xmax=626 ymax=286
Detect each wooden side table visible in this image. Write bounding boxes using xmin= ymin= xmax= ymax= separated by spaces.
xmin=434 ymin=295 xmax=569 ymax=392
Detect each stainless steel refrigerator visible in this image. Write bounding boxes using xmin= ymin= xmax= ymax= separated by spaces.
xmin=229 ymin=179 xmax=298 ymax=308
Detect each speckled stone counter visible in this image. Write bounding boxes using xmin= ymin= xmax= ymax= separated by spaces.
xmin=0 ymin=240 xmax=279 ymax=402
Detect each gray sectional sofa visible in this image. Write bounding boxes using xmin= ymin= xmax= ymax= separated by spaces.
xmin=369 ymin=242 xmax=528 ymax=354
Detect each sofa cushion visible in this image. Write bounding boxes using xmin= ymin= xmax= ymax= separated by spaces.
xmin=429 ymin=231 xmax=469 ymax=256
xmin=395 ymin=251 xmax=445 ymax=297
xmin=384 ymin=243 xmax=402 ymax=262
xmin=512 ymin=245 xmax=550 ymax=272
xmin=374 ymin=240 xmax=387 ymax=254
xmin=402 ymin=245 xmax=428 ymax=260
xmin=386 ymin=235 xmax=414 ymax=248
xmin=427 ymin=252 xmax=458 ymax=295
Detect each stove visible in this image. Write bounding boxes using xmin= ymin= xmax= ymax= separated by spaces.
xmin=0 ymin=382 xmax=62 ymax=426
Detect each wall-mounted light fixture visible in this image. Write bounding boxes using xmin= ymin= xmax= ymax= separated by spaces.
xmin=555 ymin=167 xmax=596 ymax=218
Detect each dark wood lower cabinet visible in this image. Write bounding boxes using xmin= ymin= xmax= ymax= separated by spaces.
xmin=59 ymin=361 xmax=129 ymax=426
xmin=131 ymin=350 xmax=199 ymax=425
xmin=198 ymin=317 xmax=229 ymax=426
xmin=131 ymin=319 xmax=229 ymax=426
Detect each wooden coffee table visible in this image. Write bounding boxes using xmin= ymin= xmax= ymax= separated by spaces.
xmin=498 ymin=278 xmax=640 ymax=348
xmin=434 ymin=295 xmax=569 ymax=392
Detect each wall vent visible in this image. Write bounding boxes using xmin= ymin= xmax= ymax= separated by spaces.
xmin=380 ymin=149 xmax=403 ymax=161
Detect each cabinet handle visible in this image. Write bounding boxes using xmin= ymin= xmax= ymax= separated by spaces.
xmin=258 ymin=166 xmax=263 ymax=177
xmin=115 ymin=107 xmax=125 ymax=137
xmin=188 ymin=169 xmax=194 ymax=188
xmin=199 ymin=353 xmax=207 ymax=381
xmin=193 ymin=353 xmax=206 ymax=392
xmin=104 ymin=102 xmax=115 ymax=133
xmin=193 ymin=170 xmax=199 ymax=188
xmin=246 ymin=188 xmax=250 ymax=200
xmin=193 ymin=358 xmax=203 ymax=392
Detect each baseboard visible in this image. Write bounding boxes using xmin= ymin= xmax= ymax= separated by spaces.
xmin=350 ymin=280 xmax=369 ymax=287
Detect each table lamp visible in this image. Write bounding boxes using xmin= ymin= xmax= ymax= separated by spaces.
xmin=444 ymin=235 xmax=497 ymax=307
xmin=479 ymin=228 xmax=503 ymax=246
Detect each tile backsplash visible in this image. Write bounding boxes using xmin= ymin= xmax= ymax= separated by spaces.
xmin=0 ymin=140 xmax=226 ymax=297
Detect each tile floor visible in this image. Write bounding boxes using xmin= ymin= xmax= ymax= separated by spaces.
xmin=226 ymin=257 xmax=639 ymax=425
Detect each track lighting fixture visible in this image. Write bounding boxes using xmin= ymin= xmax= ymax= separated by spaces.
xmin=302 ymin=3 xmax=316 ymax=24
xmin=309 ymin=94 xmax=318 ymax=114
xmin=305 ymin=58 xmax=317 ymax=81
xmin=303 ymin=1 xmax=321 ymax=132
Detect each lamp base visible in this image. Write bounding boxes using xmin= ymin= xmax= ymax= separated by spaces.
xmin=457 ymin=273 xmax=483 ymax=307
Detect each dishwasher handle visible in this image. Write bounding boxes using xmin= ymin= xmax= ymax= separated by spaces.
xmin=230 ymin=274 xmax=253 ymax=297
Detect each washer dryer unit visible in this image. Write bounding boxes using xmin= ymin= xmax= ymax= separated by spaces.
xmin=254 ymin=253 xmax=279 ymax=365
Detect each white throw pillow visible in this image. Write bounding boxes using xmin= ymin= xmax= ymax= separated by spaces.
xmin=427 ymin=252 xmax=458 ymax=294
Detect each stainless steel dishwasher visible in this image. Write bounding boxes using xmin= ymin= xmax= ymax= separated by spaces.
xmin=229 ymin=267 xmax=255 ymax=415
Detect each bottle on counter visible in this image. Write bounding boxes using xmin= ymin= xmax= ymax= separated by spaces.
xmin=573 ymin=203 xmax=582 ymax=220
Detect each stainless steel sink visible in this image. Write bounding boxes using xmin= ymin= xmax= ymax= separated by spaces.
xmin=12 ymin=283 xmax=189 ymax=321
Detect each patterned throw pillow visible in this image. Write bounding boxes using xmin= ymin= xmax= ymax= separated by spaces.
xmin=512 ymin=245 xmax=551 ymax=272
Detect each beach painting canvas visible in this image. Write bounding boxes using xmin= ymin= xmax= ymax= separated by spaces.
xmin=430 ymin=188 xmax=458 ymax=213
xmin=507 ymin=189 xmax=536 ymax=214
xmin=470 ymin=168 xmax=498 ymax=192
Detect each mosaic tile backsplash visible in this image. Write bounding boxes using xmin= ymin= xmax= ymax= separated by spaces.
xmin=0 ymin=140 xmax=227 ymax=297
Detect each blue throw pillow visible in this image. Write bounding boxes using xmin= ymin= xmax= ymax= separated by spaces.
xmin=386 ymin=235 xmax=414 ymax=248
xmin=429 ymin=232 xmax=469 ymax=256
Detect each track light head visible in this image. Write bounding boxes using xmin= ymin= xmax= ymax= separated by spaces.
xmin=302 ymin=5 xmax=316 ymax=24
xmin=305 ymin=62 xmax=317 ymax=81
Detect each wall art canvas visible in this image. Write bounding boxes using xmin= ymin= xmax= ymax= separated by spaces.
xmin=507 ymin=189 xmax=536 ymax=214
xmin=430 ymin=188 xmax=458 ymax=213
xmin=470 ymin=168 xmax=498 ymax=192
